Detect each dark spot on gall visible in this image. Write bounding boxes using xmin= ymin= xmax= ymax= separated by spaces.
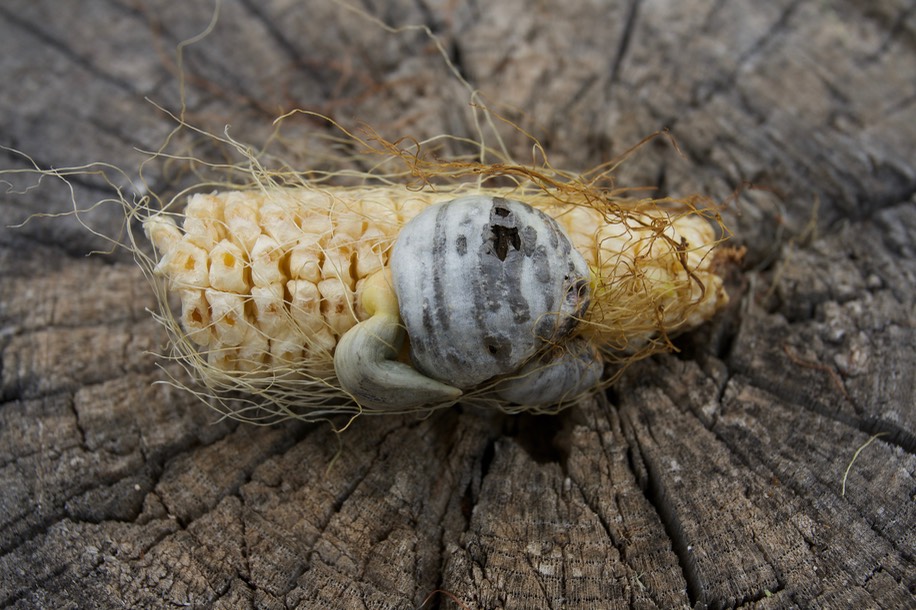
xmin=565 ymin=277 xmax=590 ymax=317
xmin=483 ymin=334 xmax=513 ymax=364
xmin=490 ymin=224 xmax=521 ymax=261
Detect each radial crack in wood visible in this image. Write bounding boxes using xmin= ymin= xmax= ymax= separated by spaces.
xmin=1 ymin=0 xmax=914 ymax=608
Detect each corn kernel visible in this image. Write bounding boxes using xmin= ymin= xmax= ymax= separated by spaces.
xmin=287 ymin=279 xmax=324 ymax=336
xmin=205 ymin=288 xmax=248 ymax=347
xmin=223 ymin=192 xmax=261 ymax=252
xmin=318 ymin=278 xmax=355 ymax=338
xmin=159 ymin=239 xmax=209 ymax=289
xmin=288 ymin=233 xmax=323 ymax=283
xmin=183 ymin=193 xmax=226 ymax=250
xmin=250 ymin=283 xmax=288 ymax=338
xmin=250 ymin=234 xmax=285 ymax=287
xmin=179 ymin=289 xmax=212 ymax=346
xmin=209 ymin=239 xmax=249 ymax=293
xmin=144 ymin=215 xmax=182 ymax=254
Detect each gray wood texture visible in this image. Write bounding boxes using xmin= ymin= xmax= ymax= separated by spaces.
xmin=1 ymin=1 xmax=913 ymax=608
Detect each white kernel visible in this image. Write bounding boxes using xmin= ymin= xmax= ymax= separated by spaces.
xmin=259 ymin=199 xmax=302 ymax=247
xmin=321 ymin=233 xmax=355 ymax=288
xmin=287 ymin=279 xmax=324 ymax=335
xmin=143 ymin=215 xmax=181 ymax=254
xmin=395 ymin=196 xmax=429 ymax=224
xmin=354 ymin=228 xmax=390 ymax=279
xmin=236 ymin=325 xmax=269 ymax=372
xmin=308 ymin=327 xmax=337 ymax=357
xmin=318 ymin=278 xmax=356 ymax=338
xmin=269 ymin=336 xmax=303 ymax=365
xmin=223 ymin=193 xmax=261 ymax=252
xmin=179 ymin=289 xmax=212 ymax=346
xmin=288 ymin=233 xmax=322 ymax=283
xmin=359 ymin=198 xmax=400 ymax=232
xmin=250 ymin=283 xmax=289 ymax=338
xmin=159 ymin=239 xmax=210 ymax=289
xmin=207 ymin=342 xmax=238 ymax=371
xmin=299 ymin=212 xmax=333 ymax=236
xmin=183 ymin=193 xmax=226 ymax=250
xmin=250 ymin=234 xmax=285 ymax=287
xmin=208 ymin=240 xmax=249 ymax=293
xmin=205 ymin=289 xmax=248 ymax=346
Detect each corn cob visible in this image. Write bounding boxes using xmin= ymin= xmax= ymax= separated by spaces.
xmin=143 ymin=185 xmax=728 ymax=419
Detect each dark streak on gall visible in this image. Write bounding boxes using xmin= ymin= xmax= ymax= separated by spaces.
xmin=491 ymin=224 xmax=521 ymax=261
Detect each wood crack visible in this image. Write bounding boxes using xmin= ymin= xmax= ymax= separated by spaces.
xmin=0 ymin=556 xmax=103 ymax=609
xmin=1 ymin=456 xmax=152 ymax=556
xmin=675 ymin=375 xmax=916 ymax=576
xmin=734 ymin=363 xmax=916 ymax=455
xmin=620 ymin=406 xmax=703 ymax=607
xmin=237 ymin=0 xmax=331 ymax=98
xmin=0 ymin=148 xmax=124 ymax=207
xmin=1 ymin=0 xmax=913 ymax=605
xmin=574 ymin=400 xmax=636 ymax=563
xmin=608 ymin=0 xmax=641 ymax=86
xmin=0 ymin=6 xmax=142 ymax=98
xmin=524 ymin=552 xmax=555 ymax=610
xmin=857 ymin=0 xmax=916 ymax=59
xmin=692 ymin=0 xmax=803 ymax=107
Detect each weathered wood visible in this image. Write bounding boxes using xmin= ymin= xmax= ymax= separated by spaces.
xmin=1 ymin=1 xmax=913 ymax=608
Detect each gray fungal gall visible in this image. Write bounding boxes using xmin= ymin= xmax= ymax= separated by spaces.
xmin=390 ymin=195 xmax=590 ymax=389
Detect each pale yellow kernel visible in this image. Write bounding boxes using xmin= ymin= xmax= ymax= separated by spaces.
xmin=250 ymin=234 xmax=285 ymax=287
xmin=159 ymin=239 xmax=209 ymax=289
xmin=179 ymin=289 xmax=212 ymax=346
xmin=287 ymin=279 xmax=324 ymax=335
xmin=669 ymin=217 xmax=717 ymax=267
xmin=144 ymin=215 xmax=181 ymax=254
xmin=318 ymin=278 xmax=356 ymax=338
xmin=205 ymin=289 xmax=248 ymax=347
xmin=355 ymin=269 xmax=398 ymax=317
xmin=354 ymin=227 xmax=390 ymax=279
xmin=288 ymin=233 xmax=322 ymax=283
xmin=183 ymin=193 xmax=226 ymax=250
xmin=250 ymin=283 xmax=289 ymax=338
xmin=223 ymin=192 xmax=262 ymax=252
xmin=209 ymin=239 xmax=249 ymax=293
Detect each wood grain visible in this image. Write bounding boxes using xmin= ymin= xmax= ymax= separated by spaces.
xmin=1 ymin=0 xmax=913 ymax=608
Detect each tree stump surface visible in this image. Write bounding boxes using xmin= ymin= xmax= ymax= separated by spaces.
xmin=1 ymin=1 xmax=913 ymax=608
